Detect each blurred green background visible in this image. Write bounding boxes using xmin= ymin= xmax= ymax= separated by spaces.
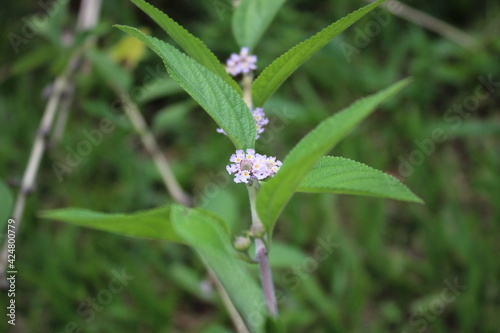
xmin=1 ymin=0 xmax=499 ymax=332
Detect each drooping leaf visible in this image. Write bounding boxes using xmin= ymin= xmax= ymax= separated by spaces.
xmin=115 ymin=26 xmax=256 ymax=150
xmin=252 ymin=0 xmax=386 ymax=107
xmin=130 ymin=0 xmax=241 ymax=94
xmin=298 ymin=156 xmax=423 ymax=203
xmin=256 ymin=79 xmax=410 ymax=235
xmin=171 ymin=205 xmax=265 ymax=333
xmin=153 ymin=101 xmax=195 ymax=133
xmin=86 ymin=49 xmax=133 ymax=92
xmin=0 ymin=180 xmax=14 ymax=231
xmin=11 ymin=45 xmax=59 ymax=75
xmin=136 ymin=76 xmax=185 ymax=104
xmin=41 ymin=206 xmax=184 ymax=242
xmin=232 ymin=0 xmax=288 ymax=51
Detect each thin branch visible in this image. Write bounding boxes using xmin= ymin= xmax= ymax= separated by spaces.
xmin=247 ymin=179 xmax=278 ymax=316
xmin=0 ymin=65 xmax=73 ymax=282
xmin=366 ymin=0 xmax=478 ymax=48
xmin=51 ymin=82 xmax=74 ymax=145
xmin=0 ymin=0 xmax=102 ymax=285
xmin=118 ymin=93 xmax=192 ymax=207
xmin=77 ymin=0 xmax=103 ymax=31
xmin=208 ymin=269 xmax=251 ymax=333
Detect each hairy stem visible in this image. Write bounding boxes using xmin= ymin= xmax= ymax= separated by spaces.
xmin=247 ymin=179 xmax=278 ymax=317
xmin=242 ymin=61 xmax=279 ymax=317
xmin=255 ymin=238 xmax=277 ymax=316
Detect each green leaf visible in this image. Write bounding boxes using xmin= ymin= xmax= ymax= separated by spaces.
xmin=136 ymin=76 xmax=184 ymax=104
xmin=115 ymin=26 xmax=256 ymax=150
xmin=0 ymin=180 xmax=14 ymax=231
xmin=12 ymin=45 xmax=59 ymax=75
xmin=153 ymin=101 xmax=195 ymax=133
xmin=166 ymin=264 xmax=214 ymax=301
xmin=252 ymin=0 xmax=386 ymax=107
xmin=298 ymin=156 xmax=423 ymax=203
xmin=256 ymin=78 xmax=411 ymax=235
xmin=130 ymin=0 xmax=241 ymax=94
xmin=41 ymin=206 xmax=185 ymax=242
xmin=26 ymin=0 xmax=68 ymax=47
xmin=171 ymin=205 xmax=265 ymax=333
xmin=268 ymin=242 xmax=308 ymax=268
xmin=232 ymin=0 xmax=288 ymax=51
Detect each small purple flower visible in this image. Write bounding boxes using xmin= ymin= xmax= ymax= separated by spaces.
xmin=225 ymin=47 xmax=257 ymax=77
xmin=226 ymin=149 xmax=282 ymax=184
xmin=216 ymin=128 xmax=227 ymax=135
xmin=252 ymin=107 xmax=269 ymax=139
xmin=217 ymin=107 xmax=269 ymax=140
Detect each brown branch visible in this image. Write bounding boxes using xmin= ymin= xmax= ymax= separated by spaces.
xmin=118 ymin=93 xmax=192 ymax=207
xmin=366 ymin=0 xmax=478 ymax=48
xmin=0 ymin=0 xmax=103 ymax=285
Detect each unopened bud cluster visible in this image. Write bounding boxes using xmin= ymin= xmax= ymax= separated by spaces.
xmin=233 ymin=223 xmax=266 ymax=252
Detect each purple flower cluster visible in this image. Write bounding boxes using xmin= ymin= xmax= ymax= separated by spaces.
xmin=226 ymin=149 xmax=282 ymax=184
xmin=225 ymin=47 xmax=257 ymax=76
xmin=252 ymin=107 xmax=269 ymax=139
xmin=217 ymin=107 xmax=269 ymax=139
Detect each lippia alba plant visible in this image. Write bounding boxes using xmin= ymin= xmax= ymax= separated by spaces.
xmin=43 ymin=0 xmax=422 ymax=331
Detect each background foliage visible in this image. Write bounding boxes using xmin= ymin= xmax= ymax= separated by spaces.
xmin=1 ymin=0 xmax=499 ymax=332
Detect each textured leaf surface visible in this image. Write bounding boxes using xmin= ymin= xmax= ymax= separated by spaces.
xmin=171 ymin=205 xmax=265 ymax=333
xmin=298 ymin=156 xmax=423 ymax=203
xmin=41 ymin=206 xmax=184 ymax=242
xmin=116 ymin=26 xmax=256 ymax=150
xmin=252 ymin=0 xmax=385 ymax=107
xmin=232 ymin=0 xmax=288 ymax=51
xmin=256 ymin=79 xmax=410 ymax=234
xmin=131 ymin=0 xmax=241 ymax=93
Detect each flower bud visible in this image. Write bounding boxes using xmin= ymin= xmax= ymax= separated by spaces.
xmin=234 ymin=236 xmax=251 ymax=251
xmin=250 ymin=223 xmax=266 ymax=238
